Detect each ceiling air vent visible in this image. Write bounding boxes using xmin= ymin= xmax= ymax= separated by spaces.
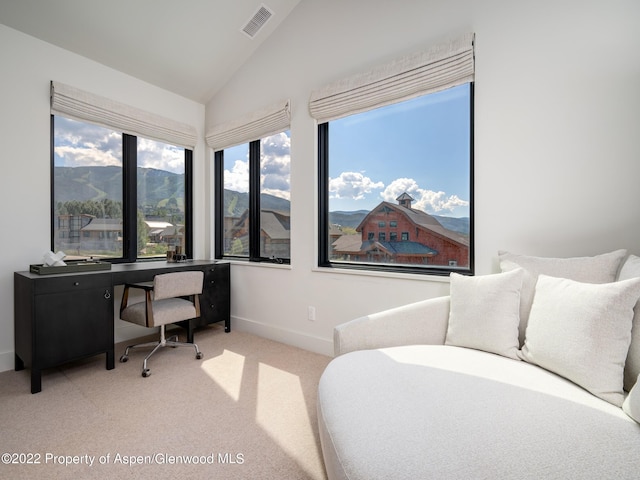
xmin=241 ymin=4 xmax=273 ymax=39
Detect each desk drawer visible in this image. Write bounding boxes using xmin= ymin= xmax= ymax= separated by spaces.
xmin=34 ymin=274 xmax=112 ymax=295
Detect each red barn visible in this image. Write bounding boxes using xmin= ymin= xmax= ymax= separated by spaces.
xmin=333 ymin=193 xmax=469 ymax=267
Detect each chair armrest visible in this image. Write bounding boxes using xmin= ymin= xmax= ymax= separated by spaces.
xmin=333 ymin=295 xmax=451 ymax=356
xmin=120 ymin=282 xmax=154 ymax=318
xmin=123 ymin=282 xmax=154 ymax=291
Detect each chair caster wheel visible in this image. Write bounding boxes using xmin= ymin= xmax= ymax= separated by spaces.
xmin=196 ymin=352 xmax=203 ymax=360
xmin=142 ymin=369 xmax=151 ymax=377
xmin=120 ymin=355 xmax=128 ymax=363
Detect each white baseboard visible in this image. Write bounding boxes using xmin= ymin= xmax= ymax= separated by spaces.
xmin=230 ymin=316 xmax=334 ymax=357
xmin=0 ymin=318 xmax=334 ymax=374
xmin=0 ymin=350 xmax=14 ymax=373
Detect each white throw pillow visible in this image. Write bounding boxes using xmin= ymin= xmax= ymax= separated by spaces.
xmin=519 ymin=274 xmax=640 ymax=407
xmin=445 ymin=268 xmax=523 ymax=360
xmin=499 ymin=249 xmax=627 ymax=346
xmin=623 ymin=373 xmax=640 ymax=423
xmin=618 ymin=254 xmax=640 ymax=391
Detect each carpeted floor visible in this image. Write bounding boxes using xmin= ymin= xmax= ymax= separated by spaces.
xmin=0 ymin=324 xmax=331 ymax=479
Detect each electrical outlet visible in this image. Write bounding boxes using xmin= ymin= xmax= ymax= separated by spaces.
xmin=308 ymin=306 xmax=316 ymax=321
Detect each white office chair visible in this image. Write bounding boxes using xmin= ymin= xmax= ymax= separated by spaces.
xmin=119 ymin=271 xmax=204 ymax=377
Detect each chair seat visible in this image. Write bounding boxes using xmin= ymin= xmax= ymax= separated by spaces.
xmin=121 ymin=297 xmax=198 ymax=327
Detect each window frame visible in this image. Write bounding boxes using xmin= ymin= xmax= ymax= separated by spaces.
xmin=214 ymin=139 xmax=291 ymax=265
xmin=50 ymin=115 xmax=194 ymax=264
xmin=317 ymin=83 xmax=475 ymax=277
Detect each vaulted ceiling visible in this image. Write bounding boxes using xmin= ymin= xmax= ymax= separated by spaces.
xmin=0 ymin=0 xmax=301 ymax=103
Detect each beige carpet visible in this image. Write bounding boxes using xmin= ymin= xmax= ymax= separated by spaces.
xmin=0 ymin=325 xmax=331 ymax=480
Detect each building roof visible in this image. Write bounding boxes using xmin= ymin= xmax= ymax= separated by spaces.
xmin=145 ymin=220 xmax=173 ymax=229
xmin=81 ymin=218 xmax=122 ymax=232
xmin=332 ymin=236 xmax=438 ymax=257
xmin=356 ymin=201 xmax=468 ymax=247
xmin=332 ymin=234 xmax=363 ymax=253
xmin=376 ymin=241 xmax=437 ymax=256
xmin=396 ymin=192 xmax=414 ymax=202
xmin=260 ymin=210 xmax=290 ymax=240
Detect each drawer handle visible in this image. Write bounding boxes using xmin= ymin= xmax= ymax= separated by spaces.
xmin=210 ymin=304 xmax=215 ymax=309
xmin=104 ymin=290 xmax=111 ymax=300
xmin=73 ymin=282 xmax=80 ymax=286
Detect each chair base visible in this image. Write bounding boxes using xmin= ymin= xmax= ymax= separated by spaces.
xmin=120 ymin=325 xmax=203 ymax=377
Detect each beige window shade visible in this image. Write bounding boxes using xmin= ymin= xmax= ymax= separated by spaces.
xmin=206 ymin=99 xmax=291 ymax=152
xmin=309 ymin=33 xmax=474 ymax=123
xmin=50 ymin=81 xmax=198 ymax=149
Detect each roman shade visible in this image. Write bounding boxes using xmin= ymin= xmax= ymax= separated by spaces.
xmin=205 ymin=99 xmax=291 ymax=151
xmin=309 ymin=33 xmax=475 ymax=123
xmin=50 ymin=81 xmax=198 ymax=149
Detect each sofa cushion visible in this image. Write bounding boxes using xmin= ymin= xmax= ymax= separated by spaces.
xmin=623 ymin=373 xmax=640 ymax=423
xmin=318 ymin=345 xmax=639 ymax=480
xmin=445 ymin=269 xmax=523 ymax=359
xmin=499 ymin=249 xmax=627 ymax=345
xmin=618 ymin=254 xmax=640 ymax=391
xmin=519 ymin=274 xmax=640 ymax=406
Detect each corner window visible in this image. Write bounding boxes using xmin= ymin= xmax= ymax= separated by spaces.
xmin=215 ymin=131 xmax=291 ymax=263
xmin=52 ymin=116 xmax=192 ymax=262
xmin=318 ymin=83 xmax=473 ymax=275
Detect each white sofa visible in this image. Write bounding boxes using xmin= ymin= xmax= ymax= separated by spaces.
xmin=317 ymin=251 xmax=640 ymax=480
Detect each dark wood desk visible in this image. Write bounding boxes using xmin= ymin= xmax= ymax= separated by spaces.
xmin=14 ymin=260 xmax=230 ymax=393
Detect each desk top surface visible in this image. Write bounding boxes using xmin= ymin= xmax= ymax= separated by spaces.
xmin=16 ymin=259 xmax=225 ymax=280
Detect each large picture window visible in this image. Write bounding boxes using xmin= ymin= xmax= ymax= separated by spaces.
xmin=318 ymin=84 xmax=473 ymax=275
xmin=52 ymin=116 xmax=192 ymax=262
xmin=214 ymin=131 xmax=291 ymax=263
xmin=312 ymin=33 xmax=475 ymax=276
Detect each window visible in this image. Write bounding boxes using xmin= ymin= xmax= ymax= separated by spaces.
xmin=137 ymin=137 xmax=189 ymax=259
xmin=52 ymin=116 xmax=192 ymax=262
xmin=214 ymin=131 xmax=291 ymax=263
xmin=318 ymin=83 xmax=473 ymax=275
xmin=311 ymin=33 xmax=474 ymax=275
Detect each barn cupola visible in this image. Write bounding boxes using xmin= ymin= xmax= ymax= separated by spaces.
xmin=396 ymin=192 xmax=414 ymax=209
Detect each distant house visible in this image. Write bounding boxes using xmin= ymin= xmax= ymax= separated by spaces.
xmin=260 ymin=209 xmax=290 ymax=258
xmin=158 ymin=224 xmax=184 ymax=248
xmin=57 ymin=213 xmax=94 ymax=244
xmin=57 ymin=214 xmax=185 ymax=254
xmin=79 ymin=218 xmax=123 ymax=252
xmin=226 ymin=209 xmax=290 ymax=258
xmin=145 ymin=220 xmax=174 ymax=244
xmin=332 ymin=193 xmax=469 ymax=267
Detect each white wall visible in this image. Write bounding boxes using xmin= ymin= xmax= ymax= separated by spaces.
xmin=1 ymin=0 xmax=638 ymax=372
xmin=205 ymin=0 xmax=640 ymax=355
xmin=0 ymin=25 xmax=206 ymax=372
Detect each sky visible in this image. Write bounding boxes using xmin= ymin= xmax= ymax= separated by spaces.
xmin=223 ymin=131 xmax=291 ymax=200
xmin=54 ymin=117 xmax=185 ymax=174
xmin=55 ymin=83 xmax=470 ymax=218
xmin=223 ymin=84 xmax=470 ymax=218
xmin=328 ymin=83 xmax=471 ymax=217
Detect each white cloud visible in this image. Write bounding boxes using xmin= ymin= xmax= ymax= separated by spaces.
xmin=54 ymin=143 xmax=121 ymax=167
xmin=54 ymin=118 xmax=122 ymax=167
xmin=224 ymin=159 xmax=249 ymax=193
xmin=260 ymin=133 xmax=291 ymax=200
xmin=54 ymin=118 xmax=187 ymax=173
xmin=381 ymin=178 xmax=468 ymax=214
xmin=137 ymin=138 xmax=184 ymax=174
xmin=329 ymin=171 xmax=384 ymax=200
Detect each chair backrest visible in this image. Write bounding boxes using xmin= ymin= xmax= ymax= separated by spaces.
xmin=153 ymin=271 xmax=204 ymax=301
